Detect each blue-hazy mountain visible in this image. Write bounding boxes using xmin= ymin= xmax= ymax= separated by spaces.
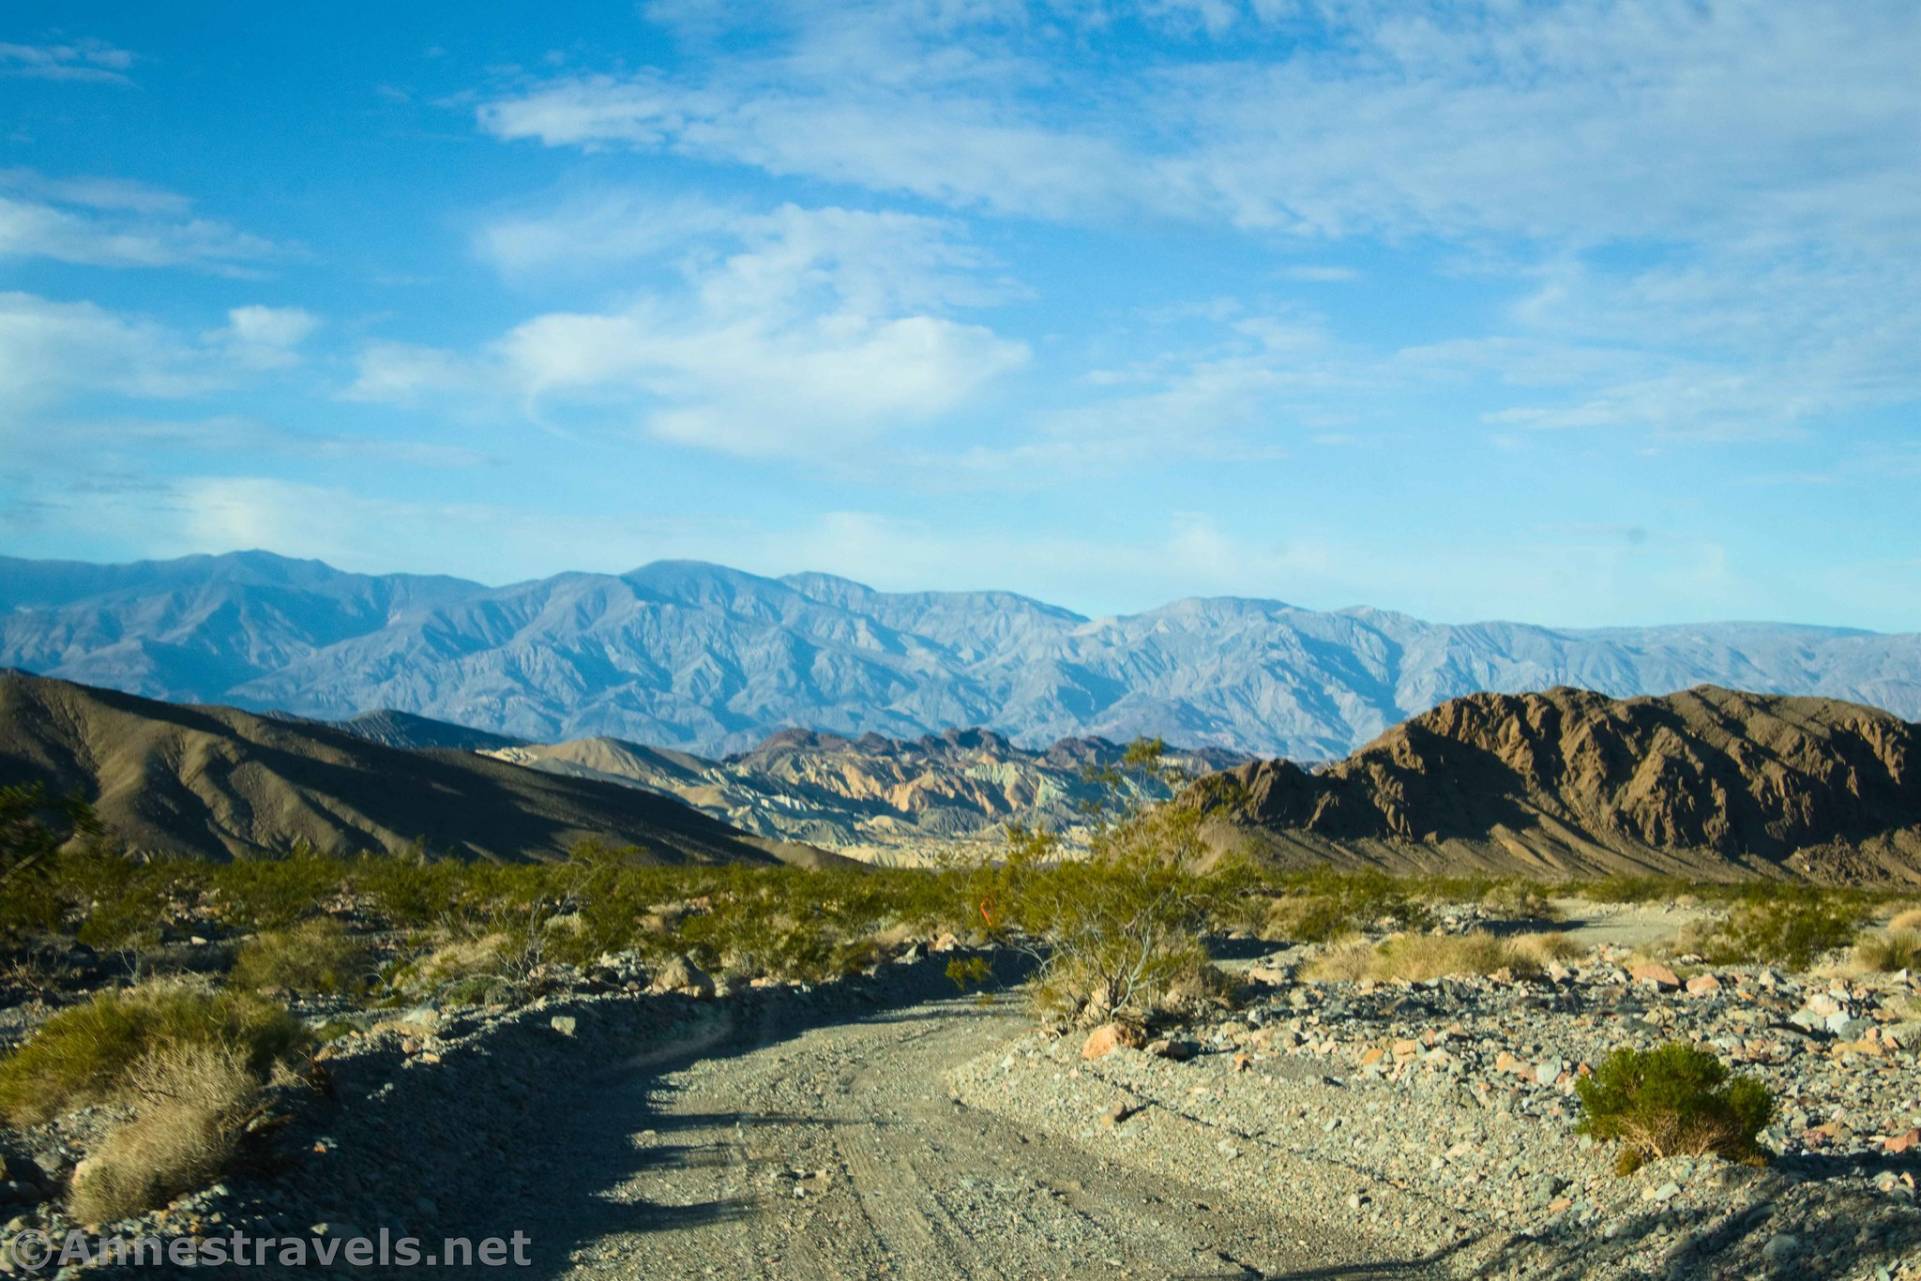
xmin=4 ymin=551 xmax=1917 ymax=757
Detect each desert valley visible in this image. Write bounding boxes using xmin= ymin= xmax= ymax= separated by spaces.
xmin=6 ymin=2 xmax=1921 ymax=1276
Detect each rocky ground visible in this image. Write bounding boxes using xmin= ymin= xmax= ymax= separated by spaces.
xmin=3 ymin=903 xmax=1919 ymax=1279
xmin=955 ymin=927 xmax=1921 ymax=1278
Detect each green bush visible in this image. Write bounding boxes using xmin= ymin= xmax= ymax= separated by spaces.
xmin=974 ymin=811 xmax=1231 ymax=1025
xmin=1258 ymin=869 xmax=1430 ymax=943
xmin=0 ymin=984 xmax=307 ymax=1124
xmin=1697 ymin=898 xmax=1866 ymax=969
xmin=229 ymin=918 xmax=373 ymax=995
xmin=1479 ymin=881 xmax=1560 ymax=921
xmin=1576 ymin=1042 xmax=1774 ymax=1174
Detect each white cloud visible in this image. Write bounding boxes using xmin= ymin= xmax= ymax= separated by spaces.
xmin=0 ymin=169 xmax=280 ymax=271
xmin=0 ymin=294 xmax=321 ymax=416
xmin=363 ymin=201 xmax=1029 ymax=455
xmin=0 ymin=38 xmax=134 ymax=85
xmin=0 ymin=292 xmax=212 ymax=412
xmin=467 ymin=1 xmax=1921 ymax=447
xmin=208 ymin=306 xmax=320 ymax=368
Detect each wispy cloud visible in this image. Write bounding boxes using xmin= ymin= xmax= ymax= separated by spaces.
xmin=0 ymin=38 xmax=135 ymax=85
xmin=0 ymin=169 xmax=282 ymax=272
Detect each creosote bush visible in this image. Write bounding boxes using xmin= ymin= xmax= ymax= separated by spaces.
xmin=1693 ymin=898 xmax=1867 ymax=970
xmin=68 ymin=1043 xmax=261 ymax=1224
xmin=1479 ymin=881 xmax=1560 ymax=921
xmin=1575 ymin=1042 xmax=1774 ymax=1174
xmin=973 ymin=785 xmax=1234 ymax=1026
xmin=229 ymin=918 xmax=373 ymax=995
xmin=0 ymin=983 xmax=307 ymax=1125
xmin=1256 ymin=869 xmax=1429 ymax=944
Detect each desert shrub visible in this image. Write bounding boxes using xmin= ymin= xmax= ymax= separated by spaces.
xmin=946 ymin=955 xmax=992 ymax=991
xmin=229 ymin=918 xmax=373 ymax=995
xmin=67 ymin=1043 xmax=260 ymax=1223
xmin=1258 ymin=870 xmax=1429 ymax=944
xmin=1305 ymin=929 xmax=1578 ymax=983
xmin=1889 ymin=906 xmax=1921 ymax=933
xmin=1696 ymin=898 xmax=1866 ymax=970
xmin=1576 ymin=1042 xmax=1773 ymax=1174
xmin=0 ymin=786 xmax=106 ymax=939
xmin=1852 ymin=929 xmax=1921 ymax=974
xmin=387 ymin=933 xmax=517 ymax=1004
xmin=207 ymin=850 xmax=348 ymax=929
xmin=1479 ymin=881 xmax=1560 ymax=921
xmin=0 ymin=984 xmax=306 ymax=1125
xmin=1576 ymin=877 xmax=1672 ymax=905
xmin=977 ymin=809 xmax=1229 ymax=1025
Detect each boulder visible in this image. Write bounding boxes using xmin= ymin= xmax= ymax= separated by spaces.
xmin=1630 ymin=963 xmax=1680 ymax=990
xmin=649 ymin=955 xmax=716 ymax=998
xmin=1081 ymin=1022 xmax=1146 ymax=1060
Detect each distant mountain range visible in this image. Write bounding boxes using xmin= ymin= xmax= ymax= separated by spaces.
xmin=4 ymin=550 xmax=1919 ymax=759
xmin=0 ymin=671 xmax=838 ymax=866
xmin=1204 ymin=686 xmax=1921 ymax=883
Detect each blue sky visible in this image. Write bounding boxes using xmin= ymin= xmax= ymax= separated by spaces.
xmin=2 ymin=1 xmax=1918 ymax=630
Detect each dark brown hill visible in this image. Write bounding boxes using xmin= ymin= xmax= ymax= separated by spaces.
xmin=0 ymin=670 xmax=839 ymax=866
xmin=1201 ymin=686 xmax=1921 ymax=882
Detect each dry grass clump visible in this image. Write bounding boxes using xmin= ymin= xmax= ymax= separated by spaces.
xmin=1508 ymin=931 xmax=1588 ymax=969
xmin=1888 ymin=906 xmax=1921 ymax=933
xmin=1851 ymin=929 xmax=1921 ymax=974
xmin=388 ymin=933 xmax=516 ymax=1002
xmin=1576 ymin=1042 xmax=1773 ymax=1175
xmin=0 ymin=983 xmax=306 ymax=1125
xmin=1305 ymin=930 xmax=1583 ymax=983
xmin=229 ymin=917 xmax=372 ymax=995
xmin=67 ymin=1043 xmax=261 ymax=1224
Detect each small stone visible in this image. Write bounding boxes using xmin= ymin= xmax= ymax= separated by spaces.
xmin=550 ymin=1015 xmax=578 ymax=1037
xmin=1685 ymin=974 xmax=1720 ymax=996
xmin=1102 ymin=1102 xmax=1137 ymax=1127
xmin=1883 ymin=1129 xmax=1920 ymax=1154
xmin=1761 ymin=1234 xmax=1801 ymax=1263
xmin=1535 ymin=1058 xmax=1564 ymax=1086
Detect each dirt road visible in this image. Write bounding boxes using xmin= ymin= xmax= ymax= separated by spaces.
xmin=497 ymin=993 xmax=1425 ymax=1280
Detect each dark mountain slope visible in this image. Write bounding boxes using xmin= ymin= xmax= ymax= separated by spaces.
xmin=0 ymin=670 xmax=836 ymax=866
xmin=1203 ymin=686 xmax=1921 ymax=882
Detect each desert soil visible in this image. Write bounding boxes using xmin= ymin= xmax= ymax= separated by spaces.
xmin=490 ymin=995 xmax=1420 ymax=1279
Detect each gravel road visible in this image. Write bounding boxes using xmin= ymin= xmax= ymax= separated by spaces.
xmin=509 ymin=993 xmax=1426 ymax=1280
